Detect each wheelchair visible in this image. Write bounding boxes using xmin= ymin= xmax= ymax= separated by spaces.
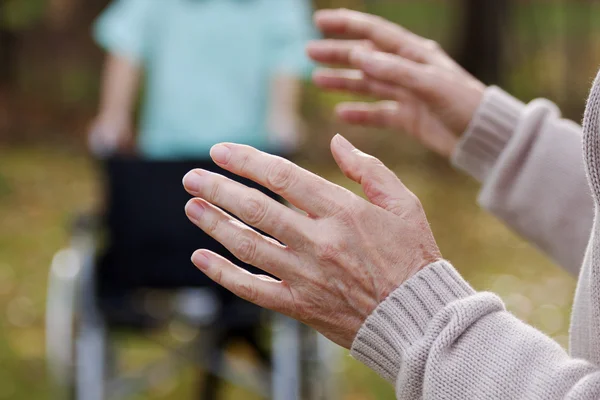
xmin=45 ymin=157 xmax=340 ymax=399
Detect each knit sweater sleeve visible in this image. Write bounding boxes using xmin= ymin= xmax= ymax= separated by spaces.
xmin=351 ymin=261 xmax=600 ymax=399
xmin=451 ymin=87 xmax=593 ymax=275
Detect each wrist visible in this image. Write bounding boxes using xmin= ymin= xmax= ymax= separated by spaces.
xmin=351 ymin=260 xmax=476 ymax=382
xmin=95 ymin=109 xmax=132 ymax=125
xmin=451 ymin=86 xmax=525 ymax=182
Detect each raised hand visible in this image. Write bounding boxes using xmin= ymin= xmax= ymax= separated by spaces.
xmin=307 ymin=9 xmax=486 ymax=158
xmin=183 ymin=136 xmax=441 ymax=348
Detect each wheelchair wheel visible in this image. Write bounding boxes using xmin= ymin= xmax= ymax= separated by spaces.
xmin=46 ymin=221 xmax=109 ymax=400
xmin=46 ymin=247 xmax=81 ymax=398
xmin=46 ymin=217 xmax=340 ymax=400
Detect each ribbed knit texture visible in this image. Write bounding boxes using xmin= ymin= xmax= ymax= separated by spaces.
xmin=351 ymin=261 xmax=474 ymax=382
xmin=350 ymin=71 xmax=600 ymax=398
xmin=570 ymin=68 xmax=600 ymax=364
xmin=452 ymin=86 xmax=524 ymax=182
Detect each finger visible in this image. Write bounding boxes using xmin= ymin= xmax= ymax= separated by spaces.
xmin=208 ymin=144 xmax=350 ymax=217
xmin=334 ymin=101 xmax=405 ymax=128
xmin=192 ymin=249 xmax=293 ymax=313
xmin=313 ymin=68 xmax=368 ymax=93
xmin=349 ymin=49 xmax=436 ymax=100
xmin=185 ymin=198 xmax=295 ymax=278
xmin=329 ymin=134 xmax=415 ymax=217
xmin=306 ymin=39 xmax=373 ymax=66
xmin=182 ymin=168 xmax=308 ymax=245
xmin=314 ymin=9 xmax=431 ymax=63
xmin=312 ymin=68 xmax=399 ymax=99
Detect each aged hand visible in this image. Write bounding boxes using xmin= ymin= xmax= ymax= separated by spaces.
xmin=307 ymin=9 xmax=485 ymax=158
xmin=183 ymin=135 xmax=441 ymax=348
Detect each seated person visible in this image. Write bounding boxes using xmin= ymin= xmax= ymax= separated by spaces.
xmin=89 ymin=0 xmax=314 ymax=396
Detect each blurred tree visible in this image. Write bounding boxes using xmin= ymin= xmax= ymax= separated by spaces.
xmin=457 ymin=0 xmax=512 ymax=85
xmin=0 ymin=0 xmax=47 ymax=140
xmin=560 ymin=0 xmax=592 ymax=117
xmin=0 ymin=1 xmax=18 ymax=139
xmin=313 ymin=0 xmax=365 ymax=12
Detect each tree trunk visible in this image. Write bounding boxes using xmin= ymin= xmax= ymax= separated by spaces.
xmin=456 ymin=0 xmax=512 ymax=85
xmin=0 ymin=5 xmax=18 ymax=140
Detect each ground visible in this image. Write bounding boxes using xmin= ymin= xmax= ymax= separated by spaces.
xmin=0 ymin=145 xmax=573 ymax=399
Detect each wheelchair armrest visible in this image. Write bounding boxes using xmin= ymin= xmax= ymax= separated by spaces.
xmin=69 ymin=212 xmax=101 ymax=254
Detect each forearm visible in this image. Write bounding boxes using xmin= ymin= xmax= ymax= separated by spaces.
xmin=452 ymin=87 xmax=593 ymax=275
xmin=266 ymin=74 xmax=304 ymax=152
xmin=269 ymin=73 xmax=303 ymax=118
xmin=352 ymin=262 xmax=600 ymax=399
xmin=96 ymin=53 xmax=142 ymax=119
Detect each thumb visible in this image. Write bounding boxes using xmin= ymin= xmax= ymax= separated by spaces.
xmin=330 ymin=134 xmax=415 ymax=216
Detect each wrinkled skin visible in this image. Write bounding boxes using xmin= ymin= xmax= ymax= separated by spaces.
xmin=183 ymin=135 xmax=441 ymax=348
xmin=307 ymin=8 xmax=485 ymax=158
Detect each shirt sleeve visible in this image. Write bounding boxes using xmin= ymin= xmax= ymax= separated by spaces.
xmin=267 ymin=0 xmax=318 ymax=78
xmin=92 ymin=0 xmax=156 ymax=63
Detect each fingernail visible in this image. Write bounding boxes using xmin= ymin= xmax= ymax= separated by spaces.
xmin=182 ymin=170 xmax=204 ymax=192
xmin=211 ymin=144 xmax=231 ymax=165
xmin=335 ymin=134 xmax=356 ymax=150
xmin=192 ymin=251 xmax=210 ymax=272
xmin=186 ymin=200 xmax=205 ymax=220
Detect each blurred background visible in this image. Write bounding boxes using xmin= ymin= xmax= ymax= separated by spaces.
xmin=1 ymin=0 xmax=600 ymax=399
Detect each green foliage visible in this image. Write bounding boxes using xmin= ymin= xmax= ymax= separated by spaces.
xmin=0 ymin=0 xmax=595 ymax=398
xmin=1 ymin=0 xmax=46 ymax=31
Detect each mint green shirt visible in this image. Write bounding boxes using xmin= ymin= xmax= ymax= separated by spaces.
xmin=94 ymin=0 xmax=314 ymax=159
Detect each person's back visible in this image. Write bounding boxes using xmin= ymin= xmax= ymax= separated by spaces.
xmin=91 ymin=0 xmax=314 ymax=159
xmin=89 ymin=2 xmax=315 ymax=396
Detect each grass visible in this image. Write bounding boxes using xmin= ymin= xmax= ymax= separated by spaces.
xmin=0 ymin=143 xmax=574 ymax=399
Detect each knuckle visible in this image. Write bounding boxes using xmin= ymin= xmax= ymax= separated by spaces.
xmin=370 ymin=14 xmax=387 ymax=27
xmin=424 ymin=39 xmax=440 ymax=52
xmin=379 ymin=61 xmax=397 ymax=78
xmin=292 ymin=301 xmax=316 ymax=322
xmin=236 ymin=282 xmax=259 ymax=304
xmin=266 ymin=159 xmax=295 ymax=193
xmin=234 ymin=231 xmax=258 ymax=264
xmin=382 ymin=200 xmax=404 ymax=216
xmin=241 ymin=192 xmax=268 ymax=226
xmin=398 ymin=192 xmax=423 ymax=217
xmin=367 ymin=155 xmax=385 ymax=168
xmin=237 ymin=151 xmax=251 ymax=174
xmin=408 ymin=191 xmax=423 ymax=208
xmin=206 ymin=215 xmax=221 ymax=235
xmin=403 ymin=68 xmax=423 ymax=89
xmin=208 ymin=178 xmax=221 ymax=202
xmin=315 ymin=238 xmax=343 ymax=263
xmin=362 ymin=177 xmax=384 ymax=203
xmin=213 ymin=268 xmax=223 ymax=285
xmin=411 ymin=66 xmax=437 ymax=96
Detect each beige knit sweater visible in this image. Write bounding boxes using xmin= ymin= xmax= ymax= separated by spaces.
xmin=350 ymin=70 xmax=600 ymax=398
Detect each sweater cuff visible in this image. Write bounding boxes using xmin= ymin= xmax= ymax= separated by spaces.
xmin=350 ymin=260 xmax=474 ymax=383
xmin=451 ymin=86 xmax=525 ymax=182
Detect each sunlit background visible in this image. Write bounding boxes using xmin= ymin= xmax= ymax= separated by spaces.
xmin=1 ymin=0 xmax=600 ymax=398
